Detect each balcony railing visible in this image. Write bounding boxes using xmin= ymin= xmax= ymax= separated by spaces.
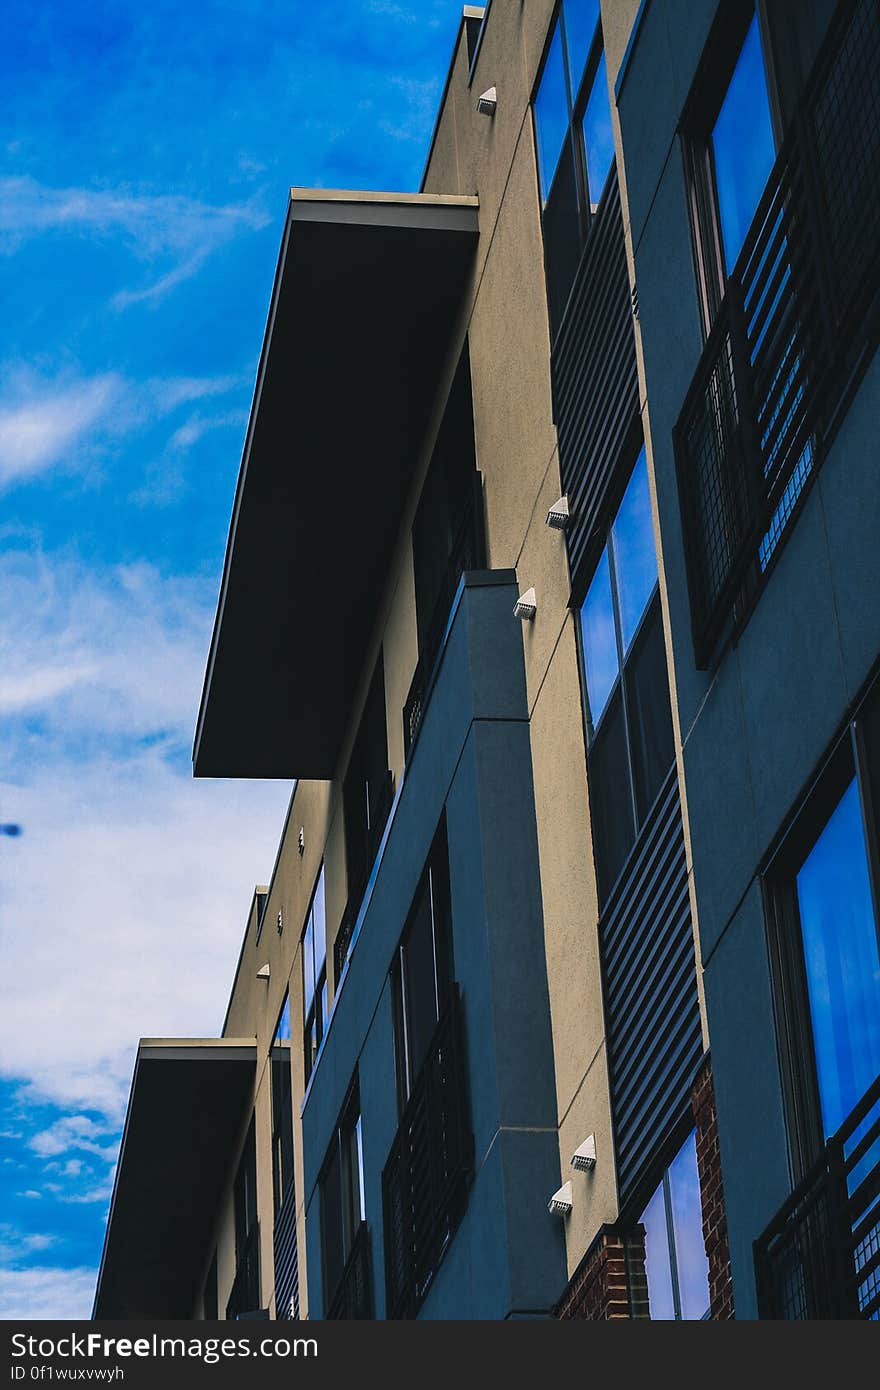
xmin=381 ymin=985 xmax=473 ymax=1319
xmin=402 ymin=473 xmax=486 ymax=760
xmin=675 ymin=0 xmax=880 ymax=666
xmin=225 ymin=1222 xmax=261 ymax=1321
xmin=333 ymin=768 xmax=395 ymax=984
xmin=755 ymin=1071 xmax=880 ymax=1319
xmin=326 ymin=1221 xmax=374 ymax=1320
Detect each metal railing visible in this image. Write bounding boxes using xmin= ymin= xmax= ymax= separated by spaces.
xmin=402 ymin=474 xmax=486 ymax=760
xmin=381 ymin=986 xmax=473 ymax=1319
xmin=326 ymin=1221 xmax=374 ymax=1320
xmin=225 ymin=1222 xmax=261 ymax=1321
xmin=675 ymin=0 xmax=880 ymax=666
xmin=755 ymin=1071 xmax=880 ymax=1319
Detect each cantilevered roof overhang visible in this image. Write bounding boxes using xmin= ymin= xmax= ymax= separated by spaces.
xmin=92 ymin=1039 xmax=256 ymax=1319
xmin=193 ymin=189 xmax=480 ymax=779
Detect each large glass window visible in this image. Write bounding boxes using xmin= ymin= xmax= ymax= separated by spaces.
xmin=685 ymin=2 xmax=777 ymax=328
xmin=303 ymin=865 xmax=327 ymax=1085
xmin=391 ymin=818 xmax=453 ymax=1110
xmin=767 ymin=677 xmax=880 ymax=1176
xmin=320 ymin=1081 xmax=366 ymax=1308
xmin=534 ymin=0 xmax=615 ymax=332
xmin=578 ymin=447 xmax=674 ymax=900
xmin=270 ymin=994 xmax=294 ymax=1216
xmin=640 ymin=1131 xmax=710 ymax=1320
xmin=795 ymin=778 xmax=880 ymax=1138
xmin=711 ymin=13 xmax=775 ymax=274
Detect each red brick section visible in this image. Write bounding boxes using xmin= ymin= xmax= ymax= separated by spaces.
xmin=556 ymin=1225 xmax=649 ymax=1320
xmin=692 ymin=1056 xmax=735 ymax=1319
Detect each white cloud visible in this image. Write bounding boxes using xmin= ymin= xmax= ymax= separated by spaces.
xmin=0 ymin=176 xmax=271 ymax=306
xmin=0 ymin=1228 xmax=56 ymax=1264
xmin=0 ymin=366 xmax=248 ymax=494
xmin=0 ymin=548 xmax=291 ymax=1125
xmin=0 ymin=375 xmax=121 ymax=491
xmin=29 ymin=1116 xmax=116 ymax=1162
xmin=0 ymin=1265 xmax=96 ymax=1320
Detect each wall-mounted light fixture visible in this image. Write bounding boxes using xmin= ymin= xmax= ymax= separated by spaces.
xmin=548 ymin=1180 xmax=573 ymax=1215
xmin=571 ymin=1134 xmax=597 ymax=1172
xmin=514 ymin=587 xmax=537 ymax=621
xmin=276 ymin=909 xmax=284 ymax=937
xmin=546 ymin=495 xmax=570 ymax=531
xmin=476 ymin=85 xmax=497 ymax=116
xmin=256 ymin=963 xmax=270 ymax=982
xmin=298 ymin=826 xmax=305 ymax=856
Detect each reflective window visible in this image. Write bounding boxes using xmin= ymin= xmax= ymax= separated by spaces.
xmin=563 ymin=0 xmax=600 ymax=89
xmin=711 ymin=14 xmax=775 ymax=272
xmin=271 ymin=994 xmax=294 ymax=1216
xmin=320 ymin=1081 xmax=365 ymax=1307
xmin=612 ymin=451 xmax=658 ymax=652
xmin=303 ymin=865 xmax=327 ymax=1085
xmin=578 ymin=447 xmax=673 ymax=900
xmin=535 ymin=19 xmax=569 ymax=201
xmin=796 ymin=778 xmax=880 ymax=1137
xmin=641 ymin=1131 xmax=710 ymax=1320
xmin=582 ymin=48 xmax=614 ymax=209
xmin=580 ymin=547 xmax=618 ymax=725
xmin=534 ymin=2 xmax=616 ymax=335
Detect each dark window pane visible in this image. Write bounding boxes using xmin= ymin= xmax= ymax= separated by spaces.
xmin=271 ymin=996 xmax=294 ymax=1215
xmin=563 ymin=0 xmax=600 ymax=94
xmin=543 ymin=137 xmax=582 ymax=333
xmin=580 ymin=546 xmax=619 ymax=727
xmin=796 ymin=778 xmax=880 ymax=1137
xmin=581 ymin=48 xmax=614 ymax=208
xmin=611 ymin=447 xmax=658 ymax=652
xmin=711 ymin=13 xmax=775 ymax=272
xmin=668 ymin=1130 xmax=710 ymax=1319
xmin=641 ymin=1179 xmax=675 ymax=1320
xmin=403 ymin=875 xmax=439 ymax=1084
xmin=303 ymin=916 xmax=315 ymax=1015
xmin=535 ymin=19 xmax=569 ymax=201
xmin=313 ymin=866 xmax=326 ymax=976
xmin=588 ymin=685 xmax=634 ymax=899
xmin=625 ymin=597 xmax=674 ymax=824
xmin=321 ymin=1141 xmax=344 ymax=1301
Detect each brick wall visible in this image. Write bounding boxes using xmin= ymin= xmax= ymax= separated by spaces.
xmin=692 ymin=1056 xmax=735 ymax=1319
xmin=556 ymin=1225 xmax=649 ymax=1320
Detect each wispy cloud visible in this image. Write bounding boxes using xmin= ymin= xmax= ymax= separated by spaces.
xmin=0 ymin=548 xmax=291 ymax=1122
xmin=0 ymin=374 xmax=121 ymax=491
xmin=0 ymin=1265 xmax=96 ymax=1319
xmin=0 ymin=176 xmax=271 ymax=306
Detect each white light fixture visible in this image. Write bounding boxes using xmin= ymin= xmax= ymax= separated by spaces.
xmin=476 ymin=85 xmax=497 ymax=116
xmin=571 ymin=1134 xmax=597 ymax=1172
xmin=298 ymin=826 xmax=305 ymax=856
xmin=548 ymin=1180 xmax=573 ymax=1215
xmin=513 ymin=587 xmax=537 ymax=621
xmin=256 ymin=963 xmax=270 ymax=981
xmin=546 ymin=494 xmax=570 ymax=531
xmin=276 ymin=909 xmax=284 ymax=937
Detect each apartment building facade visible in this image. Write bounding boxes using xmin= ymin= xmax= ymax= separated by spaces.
xmin=94 ymin=0 xmax=880 ymax=1322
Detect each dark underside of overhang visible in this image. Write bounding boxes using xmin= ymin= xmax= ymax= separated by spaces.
xmin=193 ymin=193 xmax=479 ymax=780
xmin=93 ymin=1043 xmax=256 ymax=1319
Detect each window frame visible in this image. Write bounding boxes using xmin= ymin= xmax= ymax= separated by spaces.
xmin=532 ymin=0 xmax=617 ymax=335
xmin=302 ymin=864 xmax=327 ymax=1087
xmin=270 ymin=993 xmax=294 ymax=1218
xmin=391 ymin=816 xmax=454 ymax=1114
xmin=639 ymin=1128 xmax=711 ymax=1322
xmin=764 ymin=702 xmax=880 ymax=1182
xmin=319 ymin=1076 xmax=366 ymax=1309
xmin=680 ymin=0 xmax=781 ymax=334
xmin=573 ymin=436 xmax=674 ymax=903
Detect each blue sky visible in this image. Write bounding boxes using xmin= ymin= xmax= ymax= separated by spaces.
xmin=0 ymin=0 xmax=460 ymax=1319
